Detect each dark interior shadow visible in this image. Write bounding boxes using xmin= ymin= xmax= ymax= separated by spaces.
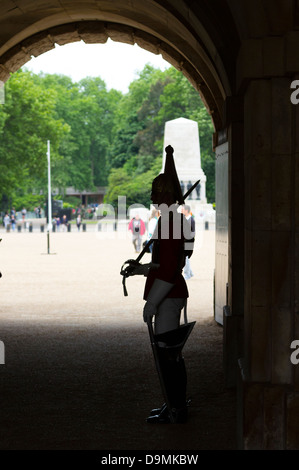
xmin=0 ymin=317 xmax=236 ymax=450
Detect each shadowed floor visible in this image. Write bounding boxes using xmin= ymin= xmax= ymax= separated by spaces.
xmin=0 ymin=229 xmax=237 ymax=450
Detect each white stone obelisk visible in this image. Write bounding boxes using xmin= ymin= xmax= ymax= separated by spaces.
xmin=161 ymin=117 xmax=215 ymax=229
xmin=161 ymin=117 xmax=206 ymax=203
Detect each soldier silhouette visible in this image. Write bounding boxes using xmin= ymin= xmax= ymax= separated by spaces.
xmin=122 ymin=145 xmax=195 ymax=423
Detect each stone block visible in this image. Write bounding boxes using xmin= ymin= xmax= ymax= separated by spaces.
xmin=159 ymin=41 xmax=182 ymax=70
xmin=296 ymin=153 xmax=299 ymax=227
xmin=106 ymin=23 xmax=134 ymax=45
xmin=271 ymin=78 xmax=292 ymax=155
xmin=294 ymin=297 xmax=299 ymax=390
xmin=286 ymin=392 xmax=299 ymax=449
xmin=242 ymin=382 xmax=287 ymax=449
xmin=134 ymin=30 xmax=160 ymax=55
xmin=250 ymin=306 xmax=271 ymax=382
xmin=49 ymin=24 xmax=81 ymax=46
xmin=264 ymin=386 xmax=285 ymax=449
xmin=22 ymin=32 xmax=55 ymax=57
xmin=0 ymin=45 xmax=31 ymax=73
xmin=244 ymin=80 xmax=272 ymax=158
xmin=251 ymin=154 xmax=272 ymax=229
xmin=244 ymin=229 xmax=252 ymax=320
xmin=293 ymin=95 xmax=299 ymax=153
xmin=296 ymin=231 xmax=299 ymax=313
xmin=243 ymin=383 xmax=264 ymax=449
xmin=295 ymin=232 xmax=299 ymax=390
xmin=0 ymin=64 xmax=10 ymax=82
xmin=244 ymin=160 xmax=252 ymax=229
xmin=264 ymin=0 xmax=293 ymax=33
xmin=180 ymin=60 xmax=200 ymax=93
xmin=286 ymin=31 xmax=299 ymax=74
xmin=251 ymin=231 xmax=272 ymax=306
xmin=78 ymin=21 xmax=108 ymax=44
xmin=272 ymin=307 xmax=293 ymax=384
xmin=263 ymin=37 xmax=284 ymax=77
xmin=223 ymin=306 xmax=242 ymax=387
xmin=236 ymin=39 xmax=263 ymax=90
xmin=271 ymin=231 xmax=292 ymax=307
xmin=272 ymin=155 xmax=292 ymax=229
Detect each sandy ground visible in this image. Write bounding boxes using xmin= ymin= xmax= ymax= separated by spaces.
xmin=0 ymin=227 xmax=237 ymax=451
xmin=0 ymin=225 xmax=215 ymax=325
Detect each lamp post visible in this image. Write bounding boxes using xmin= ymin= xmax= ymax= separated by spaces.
xmin=47 ymin=140 xmax=52 ymax=254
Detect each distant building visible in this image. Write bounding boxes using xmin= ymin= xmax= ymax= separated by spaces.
xmin=52 ymin=186 xmax=107 ymax=206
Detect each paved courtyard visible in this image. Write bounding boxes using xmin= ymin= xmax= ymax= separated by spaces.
xmin=0 ymin=227 xmax=237 ymax=450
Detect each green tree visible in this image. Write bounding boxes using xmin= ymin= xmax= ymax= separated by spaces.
xmin=0 ymin=70 xmax=69 ymax=206
xmin=39 ymin=73 xmax=122 ymax=191
xmin=105 ymin=157 xmax=161 ymax=209
xmin=1 ymin=63 xmax=215 ymax=212
xmin=106 ymin=65 xmax=215 ymax=205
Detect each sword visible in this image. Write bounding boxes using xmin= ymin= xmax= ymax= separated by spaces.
xmin=182 ymin=179 xmax=200 ymax=201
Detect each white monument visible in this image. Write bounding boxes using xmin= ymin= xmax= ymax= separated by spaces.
xmin=161 ymin=117 xmax=215 ymax=229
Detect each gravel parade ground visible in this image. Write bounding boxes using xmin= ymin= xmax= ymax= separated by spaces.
xmin=0 ymin=227 xmax=237 ymax=450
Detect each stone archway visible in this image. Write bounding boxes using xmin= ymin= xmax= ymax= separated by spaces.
xmin=0 ymin=2 xmax=233 ymax=133
xmin=0 ymin=3 xmax=234 ymax=335
xmin=1 ymin=0 xmax=299 ymax=450
xmin=0 ymin=0 xmax=241 ymax=450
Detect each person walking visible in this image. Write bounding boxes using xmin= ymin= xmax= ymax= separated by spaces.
xmin=181 ymin=204 xmax=195 ymax=280
xmin=76 ymin=214 xmax=81 ymax=231
xmin=61 ymin=214 xmax=68 ymax=232
xmin=128 ymin=213 xmax=145 ymax=253
xmin=146 ymin=209 xmax=159 ymax=253
xmin=10 ymin=214 xmax=16 ymax=231
xmin=21 ymin=207 xmax=26 ymax=221
xmin=3 ymin=212 xmax=10 ymax=230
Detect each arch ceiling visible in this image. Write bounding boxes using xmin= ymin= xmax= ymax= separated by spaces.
xmin=0 ymin=1 xmax=292 ymax=130
xmin=0 ymin=0 xmax=245 ymax=132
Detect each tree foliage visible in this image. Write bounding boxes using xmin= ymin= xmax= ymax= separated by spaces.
xmin=0 ymin=62 xmax=215 ymax=212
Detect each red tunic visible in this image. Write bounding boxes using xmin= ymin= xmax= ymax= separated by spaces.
xmin=143 ymin=212 xmax=190 ymax=300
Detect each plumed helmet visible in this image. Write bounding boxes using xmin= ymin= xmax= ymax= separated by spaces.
xmin=152 ymin=145 xmax=184 ymax=205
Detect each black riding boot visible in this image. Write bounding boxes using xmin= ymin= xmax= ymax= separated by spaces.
xmin=147 ymin=347 xmax=188 ymax=423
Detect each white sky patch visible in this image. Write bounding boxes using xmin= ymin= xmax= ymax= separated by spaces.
xmin=23 ymin=39 xmax=171 ymax=93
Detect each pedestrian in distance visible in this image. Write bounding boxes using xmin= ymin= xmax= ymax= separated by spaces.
xmin=128 ymin=213 xmax=145 ymax=253
xmin=21 ymin=207 xmax=26 ymax=222
xmin=181 ymin=204 xmax=195 ymax=280
xmin=10 ymin=214 xmax=16 ymax=231
xmin=61 ymin=214 xmax=68 ymax=232
xmin=146 ymin=209 xmax=160 ymax=253
xmin=76 ymin=214 xmax=81 ymax=231
xmin=3 ymin=212 xmax=10 ymax=230
xmin=55 ymin=216 xmax=61 ymax=231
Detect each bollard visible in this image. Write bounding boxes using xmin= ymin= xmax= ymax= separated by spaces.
xmin=29 ymin=223 xmax=33 ymax=232
xmin=67 ymin=223 xmax=71 ymax=232
xmin=83 ymin=223 xmax=86 ymax=232
xmin=205 ymin=221 xmax=209 ymax=230
xmin=17 ymin=225 xmax=21 ymax=232
xmin=6 ymin=224 xmax=10 ymax=232
xmin=40 ymin=225 xmax=44 ymax=232
xmin=52 ymin=223 xmax=56 ymax=232
xmin=98 ymin=223 xmax=101 ymax=231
